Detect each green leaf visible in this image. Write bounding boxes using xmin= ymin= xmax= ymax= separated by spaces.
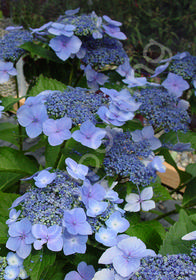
xmin=41 ymin=260 xmax=65 ymax=280
xmin=186 ymin=163 xmax=196 ymax=177
xmin=27 ymin=74 xmax=66 ymax=97
xmin=152 ymin=177 xmax=171 ymax=202
xmin=178 ymin=131 xmax=196 ymax=150
xmin=0 ymin=172 xmax=22 ymax=192
xmin=159 ymin=209 xmax=196 ymax=255
xmin=72 ymin=244 xmax=101 ymax=269
xmin=126 ymin=220 xmax=166 ymax=252
xmin=160 ymin=130 xmax=196 ymax=150
xmin=0 ymin=122 xmax=19 ymax=146
xmin=45 ymin=144 xmax=60 ymax=168
xmin=182 ymin=177 xmax=196 ymax=207
xmin=0 ymin=147 xmax=38 ymax=175
xmin=0 ymin=192 xmax=19 ymax=244
xmin=20 ymin=41 xmax=63 ymax=63
xmin=122 ymin=119 xmax=143 ymax=132
xmin=159 ymin=147 xmax=178 ymax=170
xmin=1 ymin=96 xmax=22 ymax=111
xmin=24 ymin=249 xmax=56 ymax=280
xmin=160 ymin=131 xmax=177 ymax=145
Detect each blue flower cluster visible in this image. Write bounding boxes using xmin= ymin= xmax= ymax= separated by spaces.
xmin=131 ymin=253 xmax=196 ymax=280
xmin=191 ymin=243 xmax=196 ymax=261
xmin=21 ymin=170 xmax=81 ymax=226
xmin=133 ymin=86 xmax=191 ymax=132
xmin=81 ymin=35 xmax=128 ymax=69
xmin=45 ymin=86 xmax=108 ymax=125
xmin=169 ymin=53 xmax=196 ymax=81
xmin=6 ymin=168 xmax=128 ymax=260
xmin=103 ymin=130 xmax=159 ymax=186
xmin=0 ymin=257 xmax=7 ymax=278
xmin=58 ymin=14 xmax=98 ymax=37
xmin=0 ymin=29 xmax=33 ymax=62
xmin=20 ymin=170 xmax=123 ymax=233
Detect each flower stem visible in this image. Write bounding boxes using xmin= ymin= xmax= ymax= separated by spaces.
xmin=15 ymin=76 xmax=23 ymax=151
xmin=68 ymin=66 xmax=74 ymax=86
xmin=53 ymin=141 xmax=66 ymax=169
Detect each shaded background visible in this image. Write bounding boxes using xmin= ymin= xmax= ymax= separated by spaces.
xmin=1 ymin=0 xmax=196 ymax=60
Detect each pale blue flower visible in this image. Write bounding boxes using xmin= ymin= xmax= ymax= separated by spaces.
xmin=63 ymin=229 xmax=88 ymax=255
xmin=6 ymin=26 xmax=23 ymax=31
xmin=65 ymin=158 xmax=88 ymax=180
xmin=102 ymin=25 xmax=127 ymax=40
xmin=32 ymin=224 xmax=63 ymax=251
xmin=182 ymin=230 xmax=196 ymax=241
xmin=49 ymin=35 xmax=82 ymax=61
xmin=30 ymin=21 xmax=53 ymax=35
xmin=162 ymin=72 xmax=190 ymax=97
xmin=86 ymin=199 xmax=108 ymax=217
xmin=18 ymin=266 xmax=28 ymax=279
xmin=72 ymin=120 xmax=106 ymax=149
xmin=148 ymin=156 xmax=166 ymax=173
xmin=33 ymin=170 xmax=56 ymax=188
xmin=48 ymin=23 xmax=75 ymax=37
xmin=124 ymin=187 xmax=155 ymax=212
xmin=105 ymin=212 xmax=129 ymax=233
xmin=64 ymin=261 xmax=95 ymax=280
xmin=10 ymin=193 xmax=28 ymax=209
xmin=4 ymin=265 xmax=20 ymax=280
xmin=102 ymin=15 xmax=126 ymax=40
xmin=116 ymin=58 xmax=132 ymax=78
xmin=160 ymin=51 xmax=189 ymax=63
xmin=131 ymin=126 xmax=162 ymax=150
xmin=91 ymin=11 xmax=103 ymax=39
xmin=92 ymin=268 xmax=115 ymax=280
xmin=103 ymin=88 xmax=141 ymax=112
xmin=6 ymin=218 xmax=35 ymax=259
xmin=168 ymin=142 xmax=194 ymax=152
xmin=177 ymin=99 xmax=189 ymax=110
xmin=65 ymin=7 xmax=80 ymax=16
xmin=151 ymin=62 xmax=169 ymax=77
xmin=84 ymin=65 xmax=108 ymax=90
xmin=97 ymin=104 xmax=135 ymax=126
xmin=76 ymin=46 xmax=86 ymax=59
xmin=103 ymin=15 xmax=122 ymax=27
xmin=0 ymin=61 xmax=17 ymax=83
xmin=17 ymin=104 xmax=48 ymax=138
xmin=6 ymin=209 xmax=21 ymax=225
xmin=122 ymin=70 xmax=147 ymax=87
xmin=98 ymin=236 xmax=156 ymax=278
xmin=95 ymin=227 xmax=117 ymax=246
xmin=63 ymin=208 xmax=92 ymax=235
xmin=104 ymin=190 xmax=123 ymax=204
xmin=81 ymin=179 xmax=106 ymax=207
xmin=6 ymin=252 xmax=23 ymax=267
xmin=43 ymin=117 xmax=72 ymax=146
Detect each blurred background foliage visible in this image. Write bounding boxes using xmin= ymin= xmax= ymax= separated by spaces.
xmin=0 ymin=0 xmax=196 ymax=63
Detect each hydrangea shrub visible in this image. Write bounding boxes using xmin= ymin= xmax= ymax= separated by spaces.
xmin=0 ymin=8 xmax=196 ymax=280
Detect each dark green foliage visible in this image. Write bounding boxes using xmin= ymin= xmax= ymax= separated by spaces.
xmin=8 ymin=0 xmax=196 ymax=57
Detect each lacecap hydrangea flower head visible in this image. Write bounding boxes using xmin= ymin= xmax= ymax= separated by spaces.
xmin=0 ymin=28 xmax=33 ymax=62
xmin=133 ymin=85 xmax=191 ymax=133
xmin=17 ymin=87 xmax=108 ymax=144
xmin=30 ymin=9 xmax=128 ymax=90
xmin=103 ymin=127 xmax=165 ymax=186
xmin=6 ymin=159 xmax=131 ymax=261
